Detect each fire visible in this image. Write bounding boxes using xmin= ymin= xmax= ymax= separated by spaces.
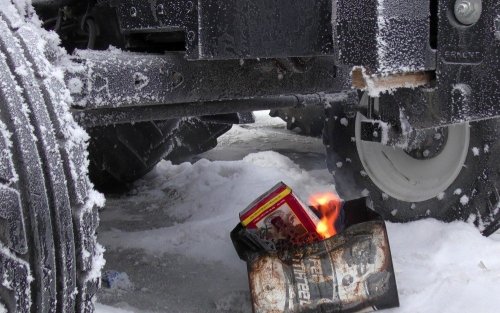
xmin=309 ymin=192 xmax=341 ymax=239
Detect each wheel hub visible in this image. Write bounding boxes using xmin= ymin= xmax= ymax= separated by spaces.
xmin=404 ymin=127 xmax=448 ymax=160
xmin=355 ymin=113 xmax=470 ymax=202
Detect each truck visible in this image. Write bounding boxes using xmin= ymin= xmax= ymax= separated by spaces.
xmin=0 ymin=0 xmax=498 ymax=312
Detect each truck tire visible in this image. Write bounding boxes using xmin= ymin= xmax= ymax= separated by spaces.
xmin=270 ymin=107 xmax=324 ymax=137
xmin=88 ymin=118 xmax=231 ymax=190
xmin=324 ymin=94 xmax=500 ymax=235
xmin=0 ymin=2 xmax=103 ymax=312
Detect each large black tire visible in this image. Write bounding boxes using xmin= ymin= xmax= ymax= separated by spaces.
xmin=0 ymin=3 xmax=102 ymax=312
xmin=324 ymin=94 xmax=500 ymax=236
xmin=88 ymin=118 xmax=231 ymax=189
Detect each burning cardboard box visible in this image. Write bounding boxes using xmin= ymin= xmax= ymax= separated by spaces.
xmin=231 ymin=182 xmax=399 ymax=313
xmin=239 ymin=182 xmax=323 ymax=248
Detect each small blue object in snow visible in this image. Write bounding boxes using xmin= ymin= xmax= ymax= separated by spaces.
xmin=101 ymin=270 xmax=133 ymax=289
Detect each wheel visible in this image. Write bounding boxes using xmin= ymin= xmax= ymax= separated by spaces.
xmin=270 ymin=106 xmax=324 ymax=137
xmin=0 ymin=2 xmax=102 ymax=312
xmin=88 ymin=118 xmax=231 ymax=190
xmin=324 ymin=93 xmax=500 ymax=235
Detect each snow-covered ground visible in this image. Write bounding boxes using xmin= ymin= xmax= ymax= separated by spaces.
xmin=96 ymin=111 xmax=500 ymax=313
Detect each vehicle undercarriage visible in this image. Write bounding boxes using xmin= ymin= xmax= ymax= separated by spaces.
xmin=0 ymin=0 xmax=498 ymax=311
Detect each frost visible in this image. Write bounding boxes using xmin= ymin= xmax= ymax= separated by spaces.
xmin=382 ymin=193 xmax=389 ymax=200
xmin=391 ymin=209 xmax=398 ymax=216
xmin=377 ymin=120 xmax=390 ymax=146
xmin=472 ymin=147 xmax=480 ymax=156
xmin=351 ymin=66 xmax=426 ymax=97
xmin=345 ymin=158 xmax=352 ymax=163
xmin=361 ymin=189 xmax=370 ymax=197
xmin=484 ymin=144 xmax=490 ymax=153
xmin=133 ymin=72 xmax=149 ymax=90
xmin=454 ymin=189 xmax=463 ymax=195
xmin=107 ymin=45 xmax=124 ymax=54
xmin=14 ymin=64 xmax=28 ymax=76
xmin=336 ymin=162 xmax=343 ymax=168
xmin=0 ymin=120 xmax=19 ymax=184
xmin=437 ymin=192 xmax=445 ymax=200
xmin=67 ymin=77 xmax=83 ymax=95
xmin=410 ymin=203 xmax=416 ymax=210
xmin=460 ymin=195 xmax=470 ymax=206
xmin=340 ymin=118 xmax=348 ymax=127
xmin=88 ymin=242 xmax=106 ymax=282
xmin=360 ymin=170 xmax=367 ymax=177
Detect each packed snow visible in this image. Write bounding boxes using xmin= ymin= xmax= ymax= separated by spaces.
xmin=96 ymin=111 xmax=500 ymax=313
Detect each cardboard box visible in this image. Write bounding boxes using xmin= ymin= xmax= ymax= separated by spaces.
xmin=239 ymin=182 xmax=322 ymax=246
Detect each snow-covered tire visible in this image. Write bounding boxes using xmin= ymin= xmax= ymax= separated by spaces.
xmin=270 ymin=107 xmax=324 ymax=137
xmin=0 ymin=2 xmax=103 ymax=312
xmin=88 ymin=118 xmax=231 ymax=189
xmin=324 ymin=95 xmax=500 ymax=235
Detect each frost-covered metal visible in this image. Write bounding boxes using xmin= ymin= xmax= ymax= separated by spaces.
xmin=59 ymin=0 xmax=500 ymax=129
xmin=333 ymin=0 xmax=436 ymax=74
xmin=66 ymin=50 xmax=352 ymax=126
xmin=436 ymin=0 xmax=499 ymax=126
xmin=113 ymin=0 xmax=333 ymax=60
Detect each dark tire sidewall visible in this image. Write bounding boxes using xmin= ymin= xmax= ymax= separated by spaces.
xmin=325 ymin=104 xmax=497 ymax=224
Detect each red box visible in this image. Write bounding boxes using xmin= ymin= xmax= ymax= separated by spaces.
xmin=239 ymin=182 xmax=322 ymax=245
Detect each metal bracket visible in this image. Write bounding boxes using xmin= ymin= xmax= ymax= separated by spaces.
xmin=112 ymin=0 xmax=334 ymax=60
xmin=434 ymin=0 xmax=500 ymax=127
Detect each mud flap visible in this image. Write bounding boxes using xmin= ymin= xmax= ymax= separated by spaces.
xmin=231 ymin=198 xmax=399 ymax=313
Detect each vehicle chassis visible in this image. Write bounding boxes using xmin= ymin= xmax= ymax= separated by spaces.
xmin=61 ymin=0 xmax=499 ymax=133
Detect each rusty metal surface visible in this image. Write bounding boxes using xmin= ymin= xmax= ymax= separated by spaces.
xmin=245 ymin=221 xmax=398 ymax=313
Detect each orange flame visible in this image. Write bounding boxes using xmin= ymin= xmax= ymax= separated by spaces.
xmin=309 ymin=192 xmax=341 ymax=239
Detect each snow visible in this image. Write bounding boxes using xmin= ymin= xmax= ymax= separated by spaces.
xmin=472 ymin=147 xmax=480 ymax=156
xmin=97 ymin=112 xmax=500 ymax=313
xmin=437 ymin=192 xmax=445 ymax=200
xmin=460 ymin=195 xmax=470 ymax=206
xmin=385 ymin=220 xmax=500 ymax=313
xmin=99 ymin=151 xmax=334 ymax=266
xmin=484 ymin=144 xmax=490 ymax=153
xmin=67 ymin=77 xmax=83 ymax=94
xmin=95 ymin=304 xmax=136 ymax=313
